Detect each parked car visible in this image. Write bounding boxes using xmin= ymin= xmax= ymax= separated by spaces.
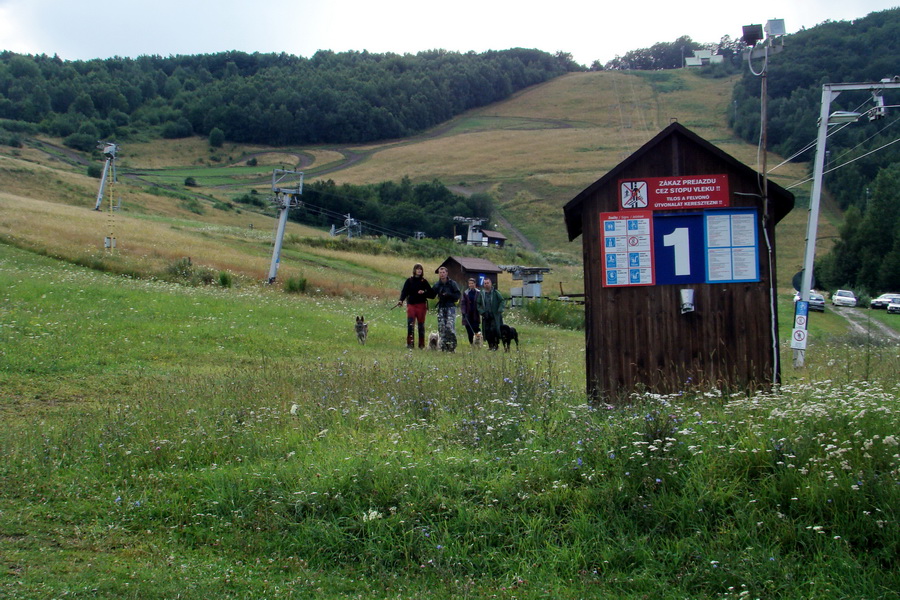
xmin=870 ymin=293 xmax=900 ymax=309
xmin=832 ymin=289 xmax=858 ymax=307
xmin=888 ymin=299 xmax=900 ymax=314
xmin=793 ymin=292 xmax=826 ymax=312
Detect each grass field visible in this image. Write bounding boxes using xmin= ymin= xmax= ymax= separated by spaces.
xmin=1 ymin=68 xmax=898 ymax=598
xmin=2 ymin=243 xmax=899 ymax=599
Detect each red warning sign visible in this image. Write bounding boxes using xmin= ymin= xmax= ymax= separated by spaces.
xmin=619 ymin=175 xmax=730 ymax=210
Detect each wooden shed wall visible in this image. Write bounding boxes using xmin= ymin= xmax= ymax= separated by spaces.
xmin=581 ymin=137 xmax=780 ymax=400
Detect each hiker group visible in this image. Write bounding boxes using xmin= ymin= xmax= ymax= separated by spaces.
xmin=397 ymin=263 xmax=505 ymax=351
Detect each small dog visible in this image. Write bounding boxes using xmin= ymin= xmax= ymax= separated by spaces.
xmin=355 ymin=316 xmax=368 ymax=344
xmin=500 ymin=324 xmax=519 ymax=352
xmin=428 ymin=332 xmax=440 ymax=350
xmin=472 ymin=331 xmax=484 ymax=349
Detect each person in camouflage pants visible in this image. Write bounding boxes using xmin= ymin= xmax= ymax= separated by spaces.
xmin=431 ymin=266 xmax=461 ymax=352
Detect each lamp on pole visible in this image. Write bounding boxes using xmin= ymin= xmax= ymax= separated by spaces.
xmin=792 ymin=79 xmax=900 ymax=367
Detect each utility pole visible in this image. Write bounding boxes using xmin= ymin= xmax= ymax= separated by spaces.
xmin=267 ymin=169 xmax=304 ymax=284
xmin=793 ymin=78 xmax=900 ymax=367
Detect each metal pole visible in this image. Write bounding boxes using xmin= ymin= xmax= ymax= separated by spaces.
xmin=793 ymin=84 xmax=836 ymax=368
xmin=94 ymin=158 xmax=111 ymax=210
xmin=268 ymin=195 xmax=290 ymax=284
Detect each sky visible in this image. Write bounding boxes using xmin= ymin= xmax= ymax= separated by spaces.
xmin=0 ymin=0 xmax=897 ymax=67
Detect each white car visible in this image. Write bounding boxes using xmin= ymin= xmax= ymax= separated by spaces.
xmin=889 ymin=299 xmax=900 ymax=314
xmin=831 ymin=289 xmax=857 ymax=307
xmin=871 ymin=293 xmax=900 ymax=309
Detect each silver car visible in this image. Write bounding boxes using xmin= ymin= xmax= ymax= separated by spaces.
xmin=793 ymin=292 xmax=826 ymax=312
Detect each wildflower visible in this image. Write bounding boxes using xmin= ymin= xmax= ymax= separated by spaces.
xmin=361 ymin=509 xmax=382 ymax=522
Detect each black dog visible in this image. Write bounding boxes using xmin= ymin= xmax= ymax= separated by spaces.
xmin=500 ymin=324 xmax=519 ymax=352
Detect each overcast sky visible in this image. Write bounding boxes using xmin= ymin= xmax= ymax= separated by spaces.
xmin=0 ymin=1 xmax=897 ymax=67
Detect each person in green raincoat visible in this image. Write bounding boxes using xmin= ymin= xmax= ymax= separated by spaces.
xmin=476 ymin=277 xmax=504 ymax=351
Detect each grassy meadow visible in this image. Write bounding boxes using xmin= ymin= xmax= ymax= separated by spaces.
xmin=1 ymin=68 xmax=899 ymax=598
xmin=2 ymin=242 xmax=899 ymax=599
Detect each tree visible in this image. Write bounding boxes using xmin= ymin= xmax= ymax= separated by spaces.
xmin=208 ymin=126 xmax=224 ymax=147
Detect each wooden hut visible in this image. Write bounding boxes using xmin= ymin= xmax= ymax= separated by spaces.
xmin=480 ymin=229 xmax=508 ymax=247
xmin=436 ymin=256 xmax=502 ymax=289
xmin=563 ymin=122 xmax=794 ymax=401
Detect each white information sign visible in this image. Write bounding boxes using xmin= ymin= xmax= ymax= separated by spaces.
xmin=705 ymin=210 xmax=759 ymax=283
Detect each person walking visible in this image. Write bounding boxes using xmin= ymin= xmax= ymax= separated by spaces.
xmin=476 ymin=277 xmax=505 ymax=351
xmin=397 ymin=263 xmax=434 ymax=349
xmin=431 ymin=266 xmax=461 ymax=351
xmin=459 ymin=277 xmax=481 ymax=345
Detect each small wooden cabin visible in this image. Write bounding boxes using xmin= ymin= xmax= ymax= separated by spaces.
xmin=563 ymin=122 xmax=794 ymax=401
xmin=480 ymin=229 xmax=507 ymax=247
xmin=436 ymin=256 xmax=502 ymax=289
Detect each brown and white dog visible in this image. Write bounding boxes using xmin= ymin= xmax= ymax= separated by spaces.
xmin=472 ymin=331 xmax=484 ymax=349
xmin=355 ymin=316 xmax=368 ymax=344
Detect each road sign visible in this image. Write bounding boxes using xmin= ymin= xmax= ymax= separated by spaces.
xmin=790 ymin=327 xmax=808 ymax=349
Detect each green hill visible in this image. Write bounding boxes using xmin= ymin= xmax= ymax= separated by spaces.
xmin=0 ymin=67 xmax=819 ymax=298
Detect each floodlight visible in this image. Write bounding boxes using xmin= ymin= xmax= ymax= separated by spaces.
xmin=765 ymin=19 xmax=786 ymax=37
xmin=742 ymin=24 xmax=763 ymax=46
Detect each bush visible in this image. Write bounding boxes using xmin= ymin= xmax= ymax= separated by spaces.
xmin=284 ymin=275 xmax=308 ymax=294
xmin=209 ymin=127 xmax=225 ymax=148
xmin=246 ymin=157 xmax=258 ymax=166
xmin=179 ymin=198 xmax=204 ymax=214
xmin=184 ymin=177 xmax=198 ymax=187
xmin=234 ymin=190 xmax=266 ymax=207
xmin=161 ymin=117 xmax=193 ymax=139
xmin=63 ymin=132 xmax=98 ymax=152
xmin=163 ymin=257 xmax=216 ymax=286
xmin=218 ymin=271 xmax=233 ymax=288
xmin=522 ymin=298 xmax=584 ymax=330
xmin=87 ymin=164 xmax=103 ymax=178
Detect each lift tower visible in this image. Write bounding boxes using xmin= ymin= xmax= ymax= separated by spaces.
xmin=267 ymin=169 xmax=304 ymax=284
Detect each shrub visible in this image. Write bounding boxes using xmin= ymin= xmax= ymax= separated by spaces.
xmin=63 ymin=132 xmax=97 ymax=152
xmin=246 ymin=157 xmax=258 ymax=166
xmin=161 ymin=117 xmax=193 ymax=139
xmin=87 ymin=163 xmax=103 ymax=178
xmin=163 ymin=257 xmax=217 ymax=286
xmin=522 ymin=298 xmax=584 ymax=330
xmin=179 ymin=198 xmax=204 ymax=214
xmin=284 ymin=275 xmax=307 ymax=294
xmin=218 ymin=271 xmax=233 ymax=288
xmin=184 ymin=177 xmax=198 ymax=187
xmin=209 ymin=127 xmax=225 ymax=148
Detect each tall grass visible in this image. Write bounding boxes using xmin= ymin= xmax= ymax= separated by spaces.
xmin=1 ymin=243 xmax=898 ymax=598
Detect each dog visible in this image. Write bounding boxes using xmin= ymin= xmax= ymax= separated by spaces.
xmin=472 ymin=331 xmax=484 ymax=349
xmin=355 ymin=316 xmax=368 ymax=344
xmin=427 ymin=332 xmax=440 ymax=350
xmin=500 ymin=324 xmax=519 ymax=352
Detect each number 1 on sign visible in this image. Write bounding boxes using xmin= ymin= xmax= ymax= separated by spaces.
xmin=663 ymin=227 xmax=691 ymax=276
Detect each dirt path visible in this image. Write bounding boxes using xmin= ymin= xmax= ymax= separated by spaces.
xmin=831 ymin=306 xmax=900 ymax=343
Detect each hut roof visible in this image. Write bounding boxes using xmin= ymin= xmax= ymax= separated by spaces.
xmin=563 ymin=122 xmax=795 ymax=241
xmin=436 ymin=256 xmax=502 ymax=274
xmin=480 ymin=229 xmax=507 ymax=240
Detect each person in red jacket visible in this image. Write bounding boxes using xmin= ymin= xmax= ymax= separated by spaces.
xmin=397 ymin=263 xmax=434 ymax=349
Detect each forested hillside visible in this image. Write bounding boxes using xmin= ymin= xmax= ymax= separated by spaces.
xmin=729 ymin=8 xmax=900 ymax=292
xmin=0 ymin=48 xmax=580 ymax=149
